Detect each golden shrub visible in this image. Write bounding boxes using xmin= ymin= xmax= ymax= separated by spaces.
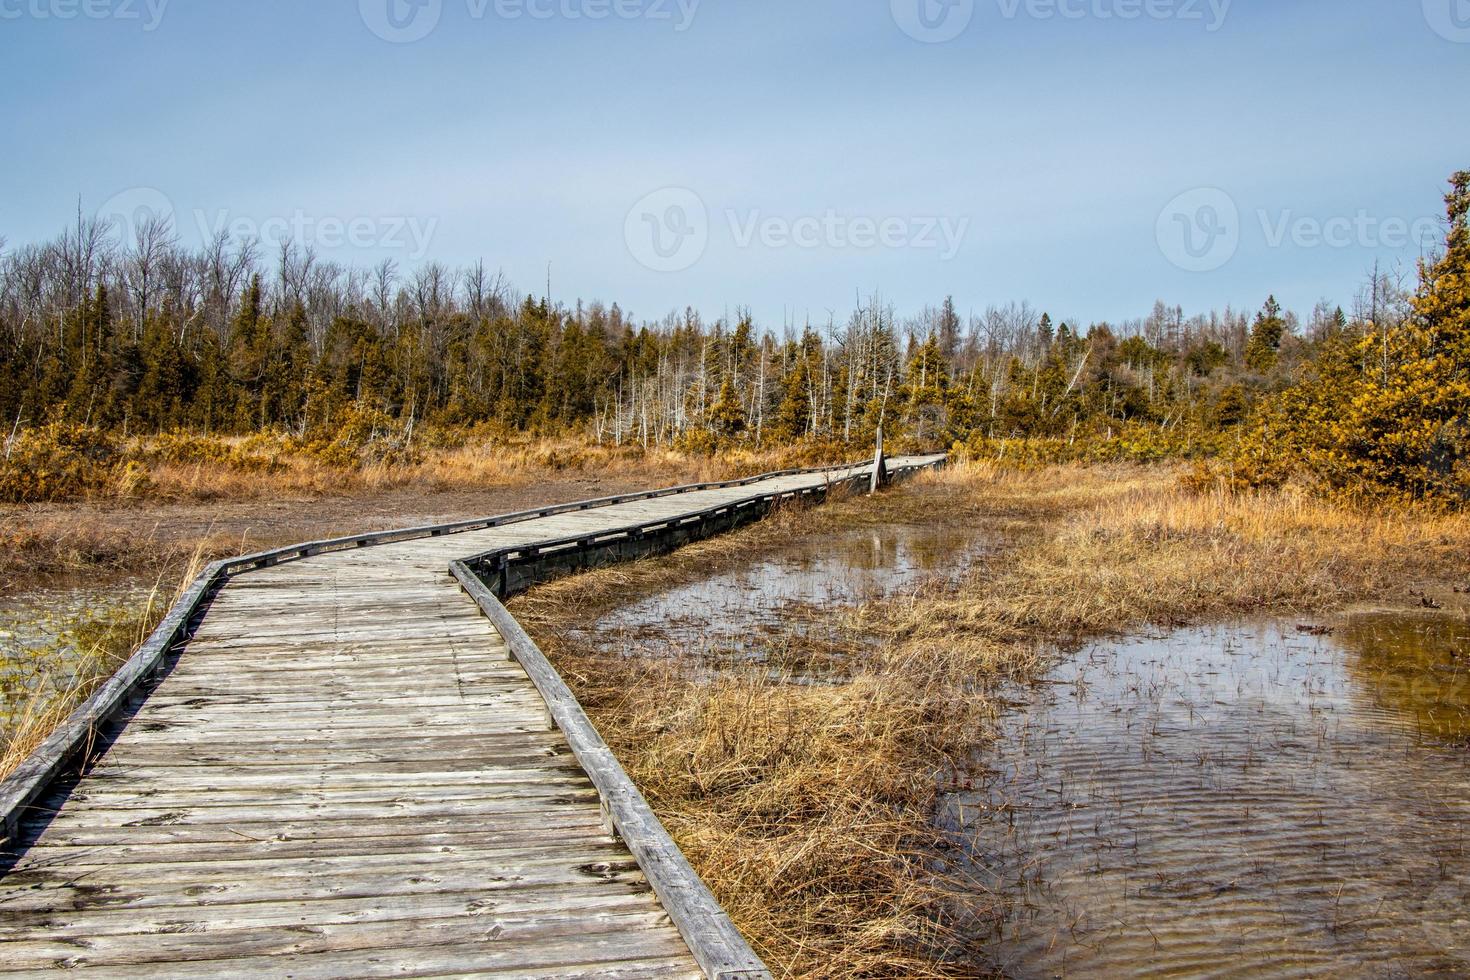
xmin=0 ymin=423 xmax=122 ymax=503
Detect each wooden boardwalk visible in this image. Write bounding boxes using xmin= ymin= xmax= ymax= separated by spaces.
xmin=0 ymin=456 xmax=942 ymax=978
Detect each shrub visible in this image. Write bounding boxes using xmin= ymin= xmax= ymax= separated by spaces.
xmin=286 ymin=404 xmax=423 ymax=470
xmin=141 ymin=431 xmax=284 ymax=474
xmin=957 ymin=422 xmax=1228 ymax=470
xmin=674 ymin=428 xmax=719 ymax=457
xmin=0 ymin=424 xmax=127 ymax=503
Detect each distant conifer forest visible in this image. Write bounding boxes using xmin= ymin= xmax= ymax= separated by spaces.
xmin=2 ymin=171 xmax=1466 ymax=506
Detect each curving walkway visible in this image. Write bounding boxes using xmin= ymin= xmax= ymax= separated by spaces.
xmin=0 ymin=455 xmax=942 ymax=978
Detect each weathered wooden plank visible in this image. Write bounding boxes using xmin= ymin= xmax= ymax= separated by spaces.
xmin=0 ymin=857 xmax=654 ymax=912
xmin=7 ymin=840 xmax=641 ymax=885
xmin=183 ymin=624 xmax=496 ymax=644
xmin=89 ymin=730 xmax=570 ymax=762
xmin=0 ymin=907 xmax=682 ymax=971
xmin=59 ymin=781 xmax=598 ymax=814
xmin=138 ymin=673 xmax=526 ymax=694
xmin=162 ymin=645 xmax=513 ymax=662
xmin=172 ymin=653 xmax=509 ymax=669
xmin=15 ymin=811 xmax=610 ymax=848
xmin=55 ymin=775 xmax=596 ymax=811
xmin=128 ymin=693 xmax=544 ymax=715
xmin=90 ymin=736 xmax=553 ymax=759
xmin=139 ymin=676 xmax=519 ymax=695
xmin=55 ymin=773 xmax=601 ymax=809
xmin=23 ymin=794 xmax=607 ymax=830
xmin=0 ymin=941 xmax=699 ymax=980
xmin=75 ymin=764 xmax=575 ymax=786
xmin=110 ymin=715 xmax=554 ymax=737
xmin=12 ymin=824 xmax=617 ymax=866
xmin=130 ymin=696 xmax=532 ymax=715
xmin=145 ymin=661 xmax=522 ymax=681
xmin=0 ymin=884 xmax=657 ymax=939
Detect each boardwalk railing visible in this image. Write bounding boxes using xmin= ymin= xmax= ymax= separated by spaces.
xmin=0 ymin=451 xmax=946 ymax=978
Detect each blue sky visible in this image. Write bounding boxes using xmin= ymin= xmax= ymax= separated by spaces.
xmin=2 ymin=0 xmax=1467 ymax=327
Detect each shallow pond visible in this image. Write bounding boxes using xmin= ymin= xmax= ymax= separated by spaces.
xmin=575 ymin=521 xmax=992 ymax=671
xmin=943 ymin=614 xmax=1470 ymax=978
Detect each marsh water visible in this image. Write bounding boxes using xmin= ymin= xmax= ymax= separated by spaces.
xmin=584 ymin=522 xmax=1470 ymax=977
xmin=574 ymin=521 xmax=993 ymax=671
xmin=0 ymin=581 xmax=154 ymax=732
xmin=944 ymin=615 xmax=1470 ymax=978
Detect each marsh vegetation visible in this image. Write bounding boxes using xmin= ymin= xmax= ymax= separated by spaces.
xmin=0 ymin=577 xmax=170 ymax=780
xmin=515 ymin=464 xmax=1470 ymax=977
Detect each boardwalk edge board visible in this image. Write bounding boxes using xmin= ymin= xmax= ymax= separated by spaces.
xmin=0 ymin=453 xmax=945 ymax=978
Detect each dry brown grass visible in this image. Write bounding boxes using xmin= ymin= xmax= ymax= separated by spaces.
xmin=882 ymin=462 xmax=1470 ymax=648
xmin=514 ymin=482 xmax=1008 ymax=977
xmin=0 ymin=514 xmax=226 ymax=589
xmin=5 ymin=422 xmax=866 ymax=505
xmin=513 ymin=462 xmax=1470 ymax=978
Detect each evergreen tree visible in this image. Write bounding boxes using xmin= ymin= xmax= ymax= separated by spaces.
xmin=1237 ymin=173 xmax=1470 ymax=502
xmin=938 ymin=296 xmax=962 ymax=370
xmin=709 ymin=378 xmax=747 ymax=438
xmin=1245 ymin=296 xmax=1287 ymax=373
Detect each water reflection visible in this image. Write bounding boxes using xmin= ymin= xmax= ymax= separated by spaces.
xmin=1339 ymin=612 xmax=1470 ymax=742
xmin=945 ymin=615 xmax=1470 ymax=978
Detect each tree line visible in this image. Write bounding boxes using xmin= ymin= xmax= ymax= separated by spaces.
xmin=0 ymin=190 xmax=1449 ymax=487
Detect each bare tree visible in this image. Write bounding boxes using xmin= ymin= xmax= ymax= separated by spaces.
xmin=126 ymin=213 xmax=179 ymax=340
xmin=371 ymin=258 xmax=398 ymax=337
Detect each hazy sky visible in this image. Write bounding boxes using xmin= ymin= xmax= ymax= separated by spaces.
xmin=3 ymin=0 xmax=1468 ymax=327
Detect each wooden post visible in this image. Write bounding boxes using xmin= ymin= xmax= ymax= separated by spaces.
xmin=870 ymin=426 xmax=888 ymax=494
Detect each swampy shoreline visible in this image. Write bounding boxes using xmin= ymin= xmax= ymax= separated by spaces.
xmin=512 ymin=462 xmax=1470 ymax=978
